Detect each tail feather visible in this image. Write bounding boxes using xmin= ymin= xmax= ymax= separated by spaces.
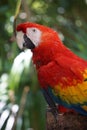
xmin=42 ymin=88 xmax=58 ymax=121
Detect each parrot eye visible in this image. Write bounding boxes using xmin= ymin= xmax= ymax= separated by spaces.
xmin=32 ymin=29 xmax=36 ymax=32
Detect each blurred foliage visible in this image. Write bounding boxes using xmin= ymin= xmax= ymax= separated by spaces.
xmin=0 ymin=0 xmax=87 ymax=130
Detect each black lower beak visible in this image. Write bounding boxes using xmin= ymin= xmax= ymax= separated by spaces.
xmin=23 ymin=34 xmax=35 ymax=49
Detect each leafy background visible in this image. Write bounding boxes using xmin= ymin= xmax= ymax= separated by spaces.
xmin=0 ymin=0 xmax=87 ymax=130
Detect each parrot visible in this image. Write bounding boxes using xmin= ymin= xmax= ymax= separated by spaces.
xmin=16 ymin=22 xmax=87 ymax=119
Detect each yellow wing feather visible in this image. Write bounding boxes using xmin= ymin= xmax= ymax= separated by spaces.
xmin=53 ymin=69 xmax=87 ymax=107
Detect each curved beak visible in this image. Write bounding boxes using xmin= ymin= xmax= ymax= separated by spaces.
xmin=23 ymin=34 xmax=35 ymax=49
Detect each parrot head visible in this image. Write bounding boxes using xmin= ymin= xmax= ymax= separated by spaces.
xmin=16 ymin=22 xmax=61 ymax=50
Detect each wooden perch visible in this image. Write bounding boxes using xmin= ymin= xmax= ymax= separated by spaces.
xmin=47 ymin=112 xmax=87 ymax=130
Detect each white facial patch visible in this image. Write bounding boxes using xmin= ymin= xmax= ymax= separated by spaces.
xmin=16 ymin=31 xmax=24 ymax=49
xmin=26 ymin=27 xmax=42 ymax=47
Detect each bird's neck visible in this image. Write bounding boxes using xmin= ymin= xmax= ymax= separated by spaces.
xmin=32 ymin=42 xmax=82 ymax=69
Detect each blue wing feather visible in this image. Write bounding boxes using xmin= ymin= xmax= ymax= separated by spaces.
xmin=48 ymin=87 xmax=87 ymax=115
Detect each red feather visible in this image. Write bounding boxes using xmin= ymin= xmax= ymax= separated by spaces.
xmin=16 ymin=22 xmax=87 ymax=115
xmin=17 ymin=22 xmax=87 ymax=88
xmin=32 ymin=41 xmax=87 ymax=88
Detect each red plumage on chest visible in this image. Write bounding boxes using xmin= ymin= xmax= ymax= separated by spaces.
xmin=32 ymin=42 xmax=87 ymax=88
xmin=32 ymin=42 xmax=59 ymax=69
